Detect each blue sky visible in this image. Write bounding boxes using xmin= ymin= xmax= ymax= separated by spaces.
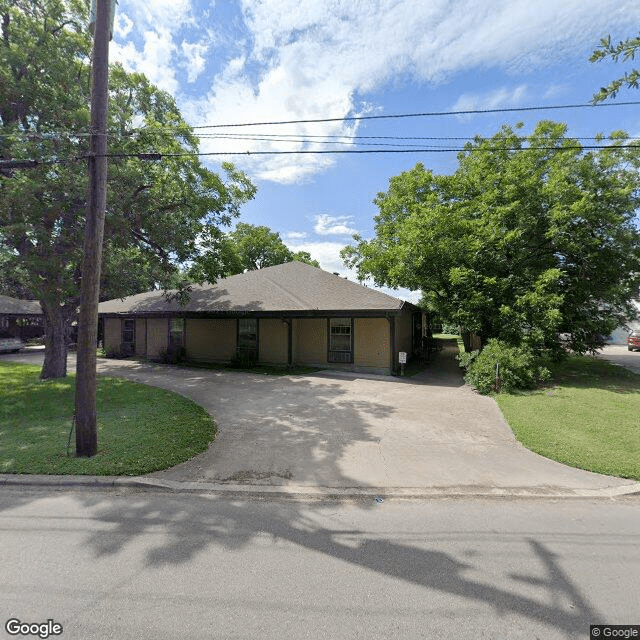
xmin=110 ymin=0 xmax=640 ymax=301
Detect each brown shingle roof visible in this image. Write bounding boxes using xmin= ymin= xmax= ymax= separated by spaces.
xmin=99 ymin=262 xmax=415 ymax=316
xmin=0 ymin=295 xmax=42 ymax=316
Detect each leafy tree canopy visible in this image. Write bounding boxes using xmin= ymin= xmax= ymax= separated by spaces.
xmin=189 ymin=222 xmax=320 ymax=281
xmin=591 ymin=34 xmax=640 ymax=103
xmin=342 ymin=121 xmax=640 ymax=357
xmin=0 ymin=0 xmax=256 ymax=378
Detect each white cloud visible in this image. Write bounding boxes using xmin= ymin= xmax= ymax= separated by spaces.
xmin=114 ymin=13 xmax=134 ymax=39
xmin=111 ymin=0 xmax=196 ymax=94
xmin=111 ymin=0 xmax=640 ymax=182
xmin=285 ymin=240 xmax=349 ymax=274
xmin=181 ymin=40 xmax=209 ymax=83
xmin=193 ymin=0 xmax=639 ymax=182
xmin=314 ymin=214 xmax=357 ymax=236
xmin=124 ymin=0 xmax=194 ymax=32
xmin=452 ymin=85 xmax=528 ymax=114
xmin=283 ymin=231 xmax=307 ymax=240
xmin=285 ymin=239 xmax=420 ymax=303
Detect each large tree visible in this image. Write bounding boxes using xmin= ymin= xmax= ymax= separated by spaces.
xmin=342 ymin=121 xmax=640 ymax=356
xmin=189 ymin=222 xmax=320 ymax=281
xmin=591 ymin=34 xmax=640 ymax=103
xmin=1 ymin=0 xmax=255 ymax=378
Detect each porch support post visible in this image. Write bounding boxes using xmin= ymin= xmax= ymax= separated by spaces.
xmin=282 ymin=317 xmax=293 ymax=366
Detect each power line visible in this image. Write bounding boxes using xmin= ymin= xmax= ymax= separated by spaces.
xmin=194 ymin=132 xmax=639 ymax=149
xmin=3 ymin=99 xmax=640 ymax=141
xmin=4 ymin=139 xmax=639 ymax=169
xmin=0 ymin=134 xmax=640 ymax=170
xmin=101 ymin=143 xmax=640 ymax=159
xmin=197 ymin=132 xmax=623 ymax=141
xmin=190 ymin=100 xmax=640 ymax=129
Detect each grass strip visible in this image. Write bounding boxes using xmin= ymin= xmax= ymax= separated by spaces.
xmin=496 ymin=356 xmax=640 ymax=480
xmin=0 ymin=362 xmax=215 ymax=475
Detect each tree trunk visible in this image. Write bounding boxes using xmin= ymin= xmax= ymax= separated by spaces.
xmin=40 ymin=302 xmax=69 ymax=379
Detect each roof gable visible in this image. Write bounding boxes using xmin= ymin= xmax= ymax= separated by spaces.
xmin=99 ymin=262 xmax=415 ymax=316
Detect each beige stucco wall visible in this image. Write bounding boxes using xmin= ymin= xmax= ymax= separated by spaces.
xmin=354 ymin=317 xmax=390 ymax=370
xmin=185 ymin=318 xmax=236 ymax=362
xmin=146 ymin=318 xmax=168 ymax=358
xmin=294 ymin=318 xmax=327 ymax=365
xmin=135 ymin=319 xmax=146 ymax=356
xmin=103 ymin=318 xmax=121 ymax=354
xmin=395 ymin=309 xmax=414 ymax=359
xmin=259 ymin=318 xmax=288 ymax=364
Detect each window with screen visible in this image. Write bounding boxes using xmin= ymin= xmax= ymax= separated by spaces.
xmin=328 ymin=318 xmax=353 ymax=363
xmin=122 ymin=319 xmax=135 ymax=346
xmin=238 ymin=318 xmax=258 ymax=356
xmin=169 ymin=318 xmax=184 ymax=347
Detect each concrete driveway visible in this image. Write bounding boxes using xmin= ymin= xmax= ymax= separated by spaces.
xmin=3 ymin=344 xmax=636 ymax=494
xmin=596 ymin=344 xmax=640 ymax=375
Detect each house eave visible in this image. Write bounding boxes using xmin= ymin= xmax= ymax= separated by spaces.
xmin=98 ymin=307 xmax=415 ymax=320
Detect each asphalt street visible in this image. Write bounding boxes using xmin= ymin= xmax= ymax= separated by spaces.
xmin=0 ymin=486 xmax=638 ymax=640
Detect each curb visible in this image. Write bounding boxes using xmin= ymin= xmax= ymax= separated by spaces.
xmin=1 ymin=474 xmax=639 ymax=500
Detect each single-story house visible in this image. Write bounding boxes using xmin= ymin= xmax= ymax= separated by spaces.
xmin=0 ymin=294 xmax=44 ymax=339
xmin=98 ymin=262 xmax=422 ymax=375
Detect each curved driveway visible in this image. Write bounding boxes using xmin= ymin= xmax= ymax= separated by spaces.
xmin=597 ymin=344 xmax=640 ymax=375
xmin=3 ymin=344 xmax=636 ymax=494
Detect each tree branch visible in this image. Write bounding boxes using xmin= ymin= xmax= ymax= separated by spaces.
xmin=130 ymin=227 xmax=170 ymax=262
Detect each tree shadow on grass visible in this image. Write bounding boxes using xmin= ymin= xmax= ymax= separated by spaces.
xmin=546 ymin=355 xmax=640 ymax=396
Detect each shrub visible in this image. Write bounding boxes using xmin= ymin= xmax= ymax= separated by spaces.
xmin=463 ymin=339 xmax=550 ymax=394
xmin=156 ymin=345 xmax=186 ymax=364
xmin=229 ymin=349 xmax=258 ymax=369
xmin=456 ymin=349 xmax=479 ymax=369
xmin=441 ymin=322 xmax=461 ymax=335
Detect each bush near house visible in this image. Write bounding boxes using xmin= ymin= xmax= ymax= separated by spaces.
xmin=459 ymin=339 xmax=551 ymax=394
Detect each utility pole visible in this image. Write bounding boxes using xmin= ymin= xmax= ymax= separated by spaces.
xmin=74 ymin=0 xmax=111 ymax=457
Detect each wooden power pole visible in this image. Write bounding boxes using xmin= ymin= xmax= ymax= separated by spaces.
xmin=74 ymin=0 xmax=112 ymax=457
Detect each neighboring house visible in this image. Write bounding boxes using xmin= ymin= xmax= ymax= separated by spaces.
xmin=607 ymin=299 xmax=640 ymax=344
xmin=98 ymin=262 xmax=421 ymax=375
xmin=0 ymin=294 xmax=44 ymax=339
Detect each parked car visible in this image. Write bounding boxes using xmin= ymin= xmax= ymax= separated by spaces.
xmin=628 ymin=330 xmax=640 ymax=352
xmin=0 ymin=331 xmax=24 ymax=354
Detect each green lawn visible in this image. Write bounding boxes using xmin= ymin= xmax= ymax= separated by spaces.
xmin=496 ymin=356 xmax=640 ymax=481
xmin=0 ymin=362 xmax=215 ymax=475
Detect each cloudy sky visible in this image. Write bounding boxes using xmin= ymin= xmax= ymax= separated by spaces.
xmin=110 ymin=0 xmax=640 ymax=300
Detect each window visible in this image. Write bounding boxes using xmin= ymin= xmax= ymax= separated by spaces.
xmin=238 ymin=318 xmax=258 ymax=353
xmin=122 ymin=319 xmax=135 ymax=344
xmin=121 ymin=319 xmax=135 ymax=355
xmin=328 ymin=318 xmax=353 ymax=363
xmin=169 ymin=318 xmax=185 ymax=347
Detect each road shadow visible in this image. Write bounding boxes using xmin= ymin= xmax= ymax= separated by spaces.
xmin=63 ymin=492 xmax=603 ymax=636
xmin=132 ymin=369 xmax=394 ymax=486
